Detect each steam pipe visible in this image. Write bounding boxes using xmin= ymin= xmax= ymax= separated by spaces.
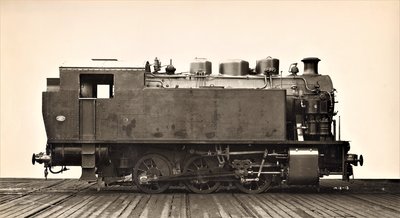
xmin=49 ymin=166 xmax=69 ymax=174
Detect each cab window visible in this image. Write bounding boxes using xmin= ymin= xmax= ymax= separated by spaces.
xmin=80 ymin=74 xmax=114 ymax=98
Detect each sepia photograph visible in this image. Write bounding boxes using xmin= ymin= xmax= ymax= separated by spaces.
xmin=1 ymin=0 xmax=399 ymax=217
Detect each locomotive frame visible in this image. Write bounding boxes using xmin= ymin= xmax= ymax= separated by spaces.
xmin=32 ymin=57 xmax=363 ymax=194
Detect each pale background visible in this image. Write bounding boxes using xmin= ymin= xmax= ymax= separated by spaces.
xmin=1 ymin=0 xmax=399 ymax=179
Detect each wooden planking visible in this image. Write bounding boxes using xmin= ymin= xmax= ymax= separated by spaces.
xmin=168 ymin=193 xmax=188 ymax=218
xmin=35 ymin=195 xmax=98 ymax=217
xmin=0 ymin=179 xmax=398 ymax=218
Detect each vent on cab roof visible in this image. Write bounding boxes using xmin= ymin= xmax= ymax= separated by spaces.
xmin=91 ymin=58 xmax=118 ymax=61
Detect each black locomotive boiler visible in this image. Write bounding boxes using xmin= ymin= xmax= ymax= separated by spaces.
xmin=32 ymin=57 xmax=363 ymax=193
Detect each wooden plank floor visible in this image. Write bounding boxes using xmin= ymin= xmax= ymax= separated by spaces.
xmin=0 ymin=178 xmax=398 ymax=217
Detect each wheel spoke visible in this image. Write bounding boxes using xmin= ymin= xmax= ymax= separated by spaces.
xmin=142 ymin=161 xmax=150 ymax=170
xmin=193 ymin=162 xmax=200 ymax=170
xmin=137 ymin=168 xmax=146 ymax=173
xmin=149 ymin=159 xmax=154 ymax=168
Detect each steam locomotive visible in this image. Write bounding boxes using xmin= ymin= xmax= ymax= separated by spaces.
xmin=32 ymin=56 xmax=363 ymax=193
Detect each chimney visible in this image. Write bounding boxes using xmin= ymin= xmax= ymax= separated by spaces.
xmin=301 ymin=57 xmax=320 ymax=75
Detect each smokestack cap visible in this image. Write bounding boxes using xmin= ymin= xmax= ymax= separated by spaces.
xmin=301 ymin=57 xmax=321 ymax=75
xmin=301 ymin=57 xmax=321 ymax=62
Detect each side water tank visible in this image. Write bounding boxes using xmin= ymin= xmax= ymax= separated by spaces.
xmin=190 ymin=58 xmax=212 ymax=75
xmin=219 ymin=59 xmax=249 ymax=76
xmin=256 ymin=57 xmax=279 ymax=75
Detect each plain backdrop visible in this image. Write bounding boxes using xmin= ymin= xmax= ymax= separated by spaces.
xmin=1 ymin=0 xmax=399 ymax=179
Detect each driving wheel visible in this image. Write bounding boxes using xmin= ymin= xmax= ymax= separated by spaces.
xmin=133 ymin=153 xmax=172 ymax=194
xmin=235 ymin=174 xmax=272 ymax=194
xmin=184 ymin=156 xmax=221 ymax=194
